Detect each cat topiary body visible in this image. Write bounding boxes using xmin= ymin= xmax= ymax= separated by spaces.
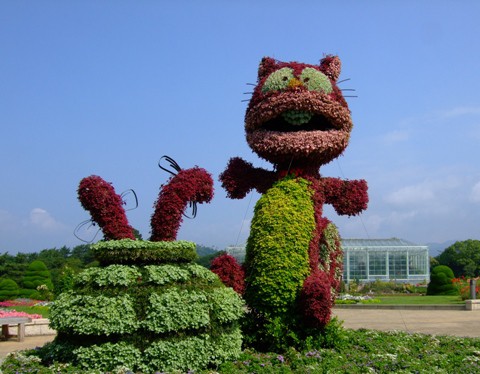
xmin=219 ymin=56 xmax=368 ymax=349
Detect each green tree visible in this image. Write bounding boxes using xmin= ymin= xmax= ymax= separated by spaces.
xmin=436 ymin=240 xmax=480 ymax=277
xmin=54 ymin=265 xmax=76 ymax=297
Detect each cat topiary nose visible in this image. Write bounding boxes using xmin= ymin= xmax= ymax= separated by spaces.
xmin=288 ymin=77 xmax=303 ymax=89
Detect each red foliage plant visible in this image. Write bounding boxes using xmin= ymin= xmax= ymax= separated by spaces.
xmin=298 ymin=270 xmax=333 ymax=328
xmin=78 ymin=175 xmax=135 ymax=240
xmin=210 ymin=254 xmax=245 ymax=295
xmin=150 ymin=167 xmax=214 ymax=241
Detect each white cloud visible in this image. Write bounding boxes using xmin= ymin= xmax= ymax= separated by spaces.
xmin=29 ymin=208 xmax=66 ymax=231
xmin=385 ymin=184 xmax=434 ymax=206
xmin=438 ymin=106 xmax=480 ymax=119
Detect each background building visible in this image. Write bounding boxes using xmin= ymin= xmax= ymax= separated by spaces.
xmin=342 ymin=238 xmax=430 ymax=284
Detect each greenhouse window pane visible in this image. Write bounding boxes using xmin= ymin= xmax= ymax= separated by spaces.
xmin=389 ymin=252 xmax=407 ymax=279
xmin=349 ymin=252 xmax=368 ymax=280
xmin=369 ymin=252 xmax=387 ymax=276
xmin=409 ymin=252 xmax=427 ymax=275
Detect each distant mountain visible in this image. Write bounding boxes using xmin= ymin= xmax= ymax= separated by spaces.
xmin=425 ymin=240 xmax=457 ymax=257
xmin=195 ymin=244 xmax=218 ymax=257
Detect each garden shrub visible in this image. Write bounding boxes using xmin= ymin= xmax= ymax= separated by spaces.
xmin=0 ymin=278 xmax=20 ymax=301
xmin=46 ymin=241 xmax=244 ymax=372
xmin=427 ymin=265 xmax=458 ymax=296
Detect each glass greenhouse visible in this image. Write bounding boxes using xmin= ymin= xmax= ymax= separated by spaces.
xmin=342 ymin=238 xmax=430 ymax=284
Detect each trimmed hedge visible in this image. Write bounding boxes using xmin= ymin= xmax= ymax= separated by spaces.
xmin=427 ymin=265 xmax=458 ymax=296
xmin=0 ymin=278 xmax=20 ymax=301
xmin=21 ymin=260 xmax=54 ymax=299
xmin=91 ymin=239 xmax=197 ymax=265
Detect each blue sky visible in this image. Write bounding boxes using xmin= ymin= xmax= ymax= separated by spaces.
xmin=1 ymin=1 xmax=480 ymax=253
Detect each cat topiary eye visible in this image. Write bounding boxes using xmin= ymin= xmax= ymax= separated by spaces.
xmin=300 ymin=67 xmax=333 ymax=93
xmin=261 ymin=67 xmax=294 ymax=93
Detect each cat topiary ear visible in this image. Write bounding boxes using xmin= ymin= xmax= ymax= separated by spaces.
xmin=320 ymin=55 xmax=341 ymax=81
xmin=258 ymin=57 xmax=277 ymax=81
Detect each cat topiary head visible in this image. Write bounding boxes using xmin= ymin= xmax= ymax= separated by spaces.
xmin=245 ymin=55 xmax=352 ymax=170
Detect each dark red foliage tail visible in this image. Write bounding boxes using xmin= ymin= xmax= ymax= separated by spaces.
xmin=77 ymin=175 xmax=135 ymax=240
xmin=150 ymin=167 xmax=214 ymax=241
xmin=210 ymin=254 xmax=245 ymax=295
xmin=298 ymin=270 xmax=332 ymax=328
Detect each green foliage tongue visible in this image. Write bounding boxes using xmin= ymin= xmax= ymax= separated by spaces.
xmin=282 ymin=110 xmax=313 ymax=125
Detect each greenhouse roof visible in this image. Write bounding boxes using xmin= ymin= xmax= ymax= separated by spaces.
xmin=341 ymin=238 xmax=427 ymax=248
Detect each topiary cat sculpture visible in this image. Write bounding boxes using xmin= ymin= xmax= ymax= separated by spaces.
xmin=218 ymin=55 xmax=369 ymax=349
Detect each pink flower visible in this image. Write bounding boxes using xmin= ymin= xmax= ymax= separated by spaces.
xmin=0 ymin=310 xmax=42 ymax=319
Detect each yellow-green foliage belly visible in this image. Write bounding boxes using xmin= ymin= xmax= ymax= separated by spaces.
xmin=244 ymin=177 xmax=315 ymax=316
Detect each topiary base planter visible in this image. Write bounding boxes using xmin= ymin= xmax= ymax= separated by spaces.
xmin=47 ymin=240 xmax=244 ymax=373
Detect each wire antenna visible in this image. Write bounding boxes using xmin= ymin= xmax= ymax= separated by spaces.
xmin=73 ymin=219 xmax=101 ymax=243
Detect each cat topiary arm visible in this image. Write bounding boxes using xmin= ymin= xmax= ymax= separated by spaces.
xmin=321 ymin=177 xmax=369 ymax=216
xmin=219 ymin=157 xmax=276 ymax=199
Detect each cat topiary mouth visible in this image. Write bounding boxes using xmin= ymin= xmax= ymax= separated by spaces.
xmin=262 ymin=110 xmax=336 ymax=133
xmin=282 ymin=110 xmax=313 ymax=125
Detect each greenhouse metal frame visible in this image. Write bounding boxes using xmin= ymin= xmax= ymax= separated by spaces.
xmin=341 ymin=238 xmax=430 ymax=284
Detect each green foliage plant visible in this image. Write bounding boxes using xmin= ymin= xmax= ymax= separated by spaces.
xmin=427 ymin=265 xmax=458 ymax=296
xmin=0 ymin=278 xmax=20 ymax=301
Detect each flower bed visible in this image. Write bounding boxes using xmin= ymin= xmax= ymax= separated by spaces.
xmin=453 ymin=277 xmax=480 ymax=300
xmin=0 ymin=309 xmax=42 ymax=320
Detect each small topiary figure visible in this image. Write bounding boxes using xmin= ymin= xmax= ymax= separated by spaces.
xmin=427 ymin=265 xmax=458 ymax=296
xmin=217 ymin=55 xmax=368 ymax=350
xmin=20 ymin=260 xmax=54 ymax=300
xmin=0 ymin=278 xmax=20 ymax=301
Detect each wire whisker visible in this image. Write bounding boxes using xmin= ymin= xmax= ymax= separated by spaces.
xmin=337 ymin=78 xmax=351 ymax=84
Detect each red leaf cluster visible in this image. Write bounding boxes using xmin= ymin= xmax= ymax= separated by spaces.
xmin=150 ymin=167 xmax=214 ymax=241
xmin=219 ymin=157 xmax=276 ymax=199
xmin=78 ymin=175 xmax=135 ymax=240
xmin=210 ymin=254 xmax=245 ymax=295
xmin=321 ymin=177 xmax=369 ymax=216
xmin=298 ymin=270 xmax=332 ymax=328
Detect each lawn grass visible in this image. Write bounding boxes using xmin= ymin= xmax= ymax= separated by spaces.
xmin=377 ymin=294 xmax=464 ymax=305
